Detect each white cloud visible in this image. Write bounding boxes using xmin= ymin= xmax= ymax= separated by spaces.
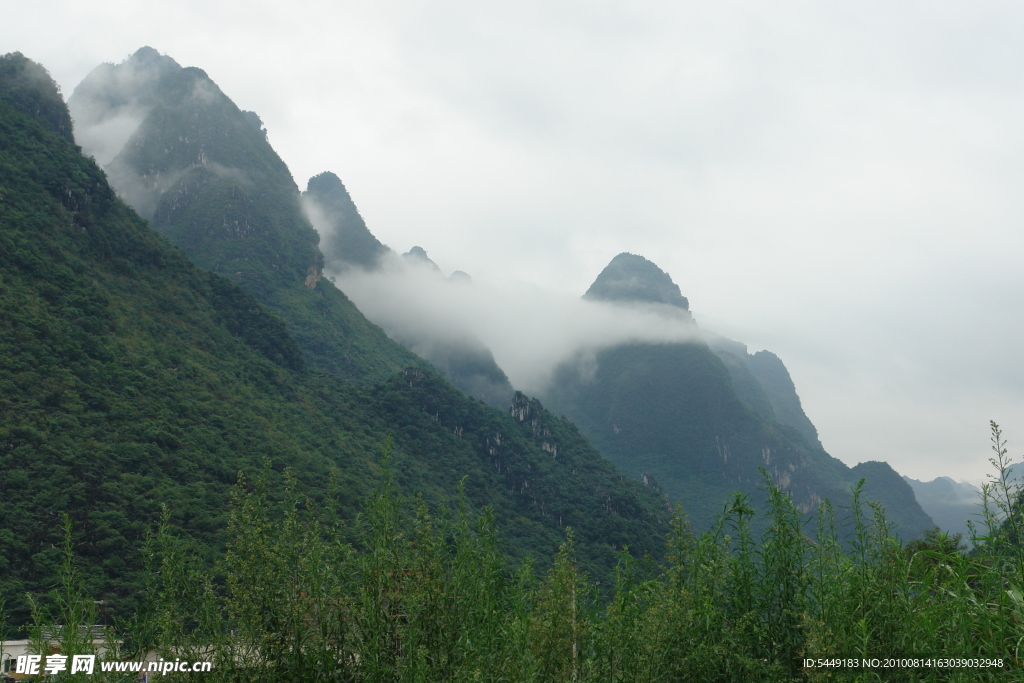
xmin=334 ymin=256 xmax=700 ymax=395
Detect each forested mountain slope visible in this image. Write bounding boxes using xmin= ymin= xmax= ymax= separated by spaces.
xmin=71 ymin=48 xmax=516 ymax=409
xmin=541 ymin=254 xmax=934 ymax=536
xmin=68 ymin=47 xmax=421 ymax=383
xmin=0 ymin=52 xmax=671 ymax=627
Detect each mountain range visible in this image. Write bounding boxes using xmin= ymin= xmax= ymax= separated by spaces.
xmin=68 ymin=47 xmax=938 ymax=537
xmin=1 ymin=45 xmax=949 ymax=626
xmin=0 ymin=50 xmax=670 ymax=627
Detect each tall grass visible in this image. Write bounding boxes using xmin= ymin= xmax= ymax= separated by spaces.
xmin=15 ymin=427 xmax=1024 ymax=681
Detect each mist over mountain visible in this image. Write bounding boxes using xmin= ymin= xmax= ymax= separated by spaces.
xmin=60 ymin=46 xmax=932 ymax=540
xmin=537 ymin=254 xmax=934 ymax=535
xmin=1 ymin=51 xmax=681 ymax=626
xmin=68 ymin=46 xmax=181 ymax=208
xmin=68 ymin=47 xmax=426 ymax=383
xmin=335 ymin=261 xmax=705 ymax=396
xmin=903 ymin=476 xmax=981 ymax=538
xmin=403 ymin=245 xmax=442 ymax=272
xmin=338 ymin=236 xmax=933 ymax=533
xmin=301 ymin=171 xmax=389 ymax=271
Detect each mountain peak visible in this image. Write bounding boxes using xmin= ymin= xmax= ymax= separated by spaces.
xmin=0 ymin=52 xmax=74 ymax=142
xmin=583 ymin=252 xmax=689 ymax=310
xmin=403 ymin=246 xmax=442 ymax=273
xmin=303 ymin=171 xmax=388 ymax=270
xmin=128 ymin=46 xmax=181 ymax=70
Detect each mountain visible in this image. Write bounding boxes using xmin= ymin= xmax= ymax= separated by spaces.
xmin=904 ymin=476 xmax=981 ymax=538
xmin=301 ymin=170 xmax=389 ymax=271
xmin=392 ymin=332 xmax=515 ymax=410
xmin=402 ymin=245 xmax=442 ymax=272
xmin=70 ymin=48 xmax=516 ymax=410
xmin=583 ymin=252 xmax=690 ymax=312
xmin=68 ymin=47 xmax=421 ymax=384
xmin=709 ymin=337 xmax=823 ymax=450
xmin=540 ymin=253 xmax=934 ymax=536
xmin=297 ymin=164 xmax=514 ymax=407
xmin=1 ymin=51 xmax=673 ymax=627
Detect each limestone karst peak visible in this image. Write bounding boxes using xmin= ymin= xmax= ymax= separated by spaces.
xmin=583 ymin=252 xmax=689 ymax=310
xmin=403 ymin=245 xmax=442 ymax=273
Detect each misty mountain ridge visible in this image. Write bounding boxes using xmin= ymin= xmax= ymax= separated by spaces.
xmin=1 ymin=51 xmax=679 ymax=626
xmin=536 ymin=253 xmax=934 ymax=535
xmin=69 ymin=47 xmax=513 ymax=408
xmin=69 ymin=46 xmax=434 ymax=383
xmin=903 ymin=476 xmax=981 ymax=539
xmin=301 ymin=170 xmax=389 ymax=271
xmin=341 ymin=239 xmax=934 ymax=535
xmin=296 ymin=166 xmax=515 ymax=407
xmin=901 ymin=469 xmax=1024 ymax=540
xmin=67 ymin=47 xmax=933 ymax=537
xmin=305 ymin=179 xmax=934 ymax=534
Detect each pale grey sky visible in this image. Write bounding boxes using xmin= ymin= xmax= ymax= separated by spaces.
xmin=6 ymin=0 xmax=1024 ymax=482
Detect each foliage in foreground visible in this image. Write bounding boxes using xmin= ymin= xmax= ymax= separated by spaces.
xmin=9 ymin=427 xmax=1024 ymax=682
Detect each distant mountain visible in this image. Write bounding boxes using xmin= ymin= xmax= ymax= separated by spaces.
xmin=903 ymin=476 xmax=982 ymax=538
xmin=299 ymin=170 xmax=512 ymax=407
xmin=1 ymin=51 xmax=674 ymax=627
xmin=541 ymin=253 xmax=934 ymax=536
xmin=584 ymin=253 xmax=690 ymax=311
xmin=709 ymin=337 xmax=823 ymax=450
xmin=302 ymin=171 xmax=389 ymax=270
xmin=402 ymin=245 xmax=443 ymax=272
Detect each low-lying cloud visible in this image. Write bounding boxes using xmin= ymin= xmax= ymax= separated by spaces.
xmin=333 ymin=257 xmax=702 ymax=395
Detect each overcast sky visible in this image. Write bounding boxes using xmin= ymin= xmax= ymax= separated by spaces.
xmin=6 ymin=0 xmax=1024 ymax=483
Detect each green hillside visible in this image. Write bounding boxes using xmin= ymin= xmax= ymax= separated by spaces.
xmin=0 ymin=53 xmax=671 ymax=627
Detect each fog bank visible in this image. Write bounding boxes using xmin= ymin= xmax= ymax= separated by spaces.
xmin=334 ymin=258 xmax=702 ymax=395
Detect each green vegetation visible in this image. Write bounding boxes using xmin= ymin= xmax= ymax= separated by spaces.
xmin=543 ymin=338 xmax=934 ymax=538
xmin=4 ymin=50 xmax=1023 ymax=681
xmin=0 ymin=55 xmax=670 ymax=633
xmin=13 ymin=430 xmax=1024 ymax=682
xmin=70 ymin=47 xmax=424 ymax=384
